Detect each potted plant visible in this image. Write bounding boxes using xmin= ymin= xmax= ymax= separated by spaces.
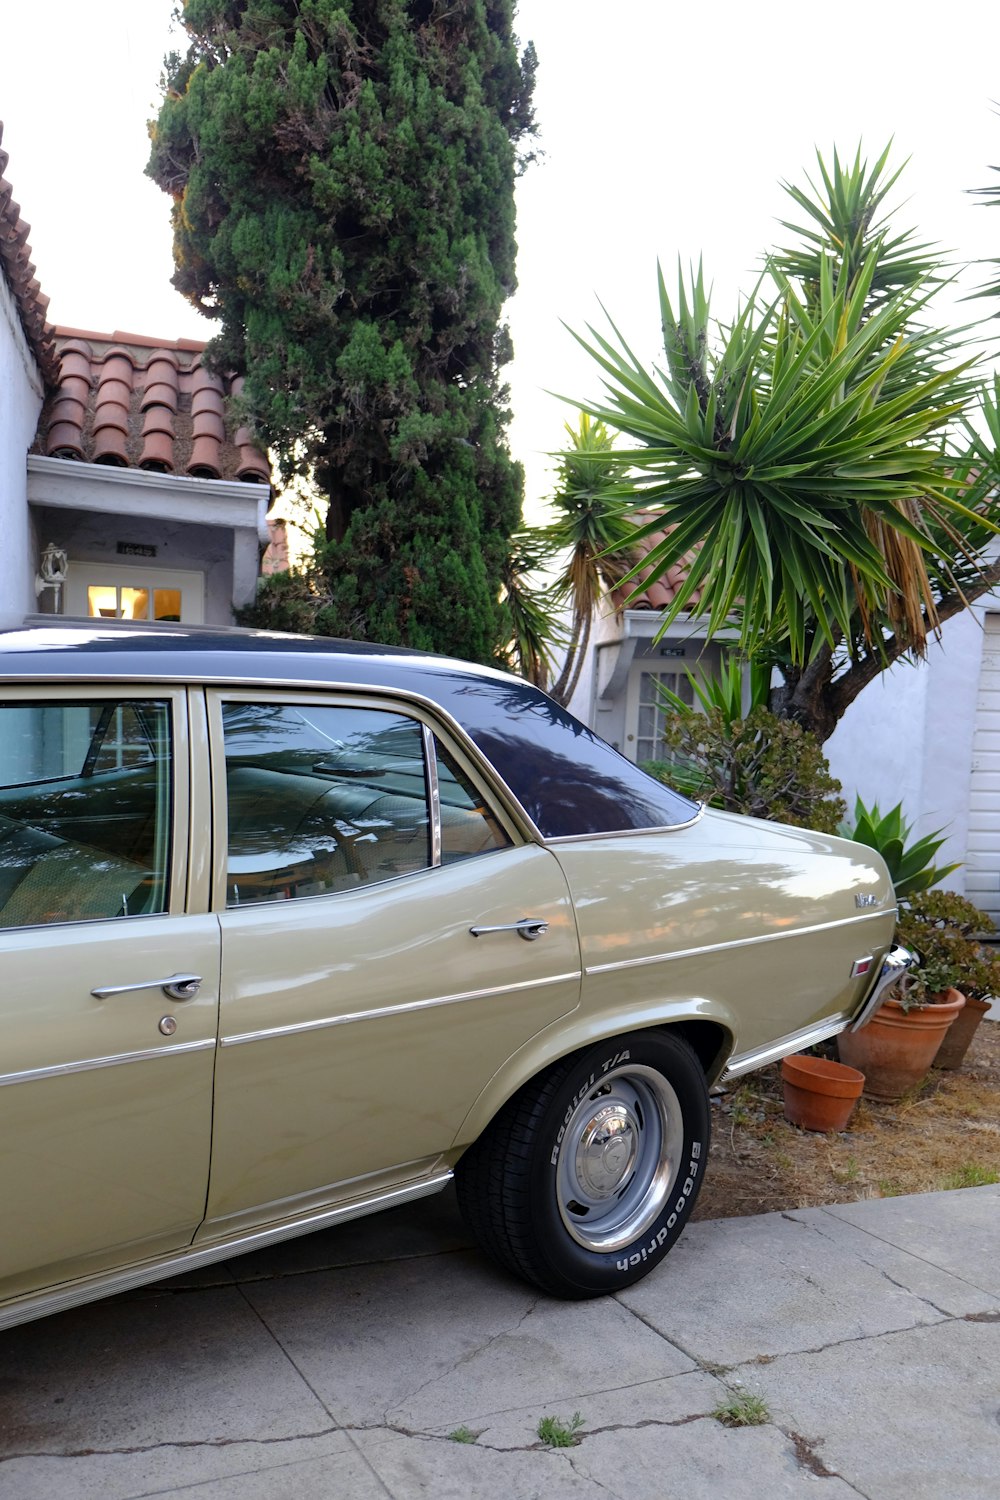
xmin=898 ymin=892 xmax=997 ymax=1071
xmin=838 ymin=890 xmax=999 ymax=1097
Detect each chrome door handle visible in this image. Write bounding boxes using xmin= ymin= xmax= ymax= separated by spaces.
xmin=469 ymin=919 xmax=549 ymax=942
xmin=91 ymin=973 xmax=203 ymax=1002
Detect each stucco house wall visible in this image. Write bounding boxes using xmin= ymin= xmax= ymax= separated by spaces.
xmin=826 ymin=583 xmax=1000 ymax=911
xmin=0 ymin=219 xmax=45 ymax=628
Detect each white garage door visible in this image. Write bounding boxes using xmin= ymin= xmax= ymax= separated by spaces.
xmin=968 ymin=613 xmax=1000 ymax=925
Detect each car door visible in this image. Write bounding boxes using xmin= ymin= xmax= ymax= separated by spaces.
xmin=201 ymin=691 xmax=581 ymax=1236
xmin=0 ymin=688 xmax=220 ymax=1303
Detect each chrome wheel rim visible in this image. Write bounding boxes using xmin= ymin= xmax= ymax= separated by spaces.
xmin=555 ymin=1065 xmax=682 ymax=1253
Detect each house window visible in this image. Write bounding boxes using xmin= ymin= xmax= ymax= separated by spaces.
xmin=65 ymin=563 xmax=204 ymax=624
xmin=635 ymin=670 xmax=695 ymax=763
xmin=87 ymin=585 xmax=183 ymax=622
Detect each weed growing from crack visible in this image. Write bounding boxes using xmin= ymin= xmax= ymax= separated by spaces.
xmin=537 ymin=1412 xmax=584 ymax=1447
xmin=712 ymin=1390 xmax=771 ymax=1427
xmin=448 ymin=1426 xmax=478 ymax=1443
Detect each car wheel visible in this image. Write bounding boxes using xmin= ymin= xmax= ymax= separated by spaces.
xmin=455 ymin=1030 xmax=710 ymax=1297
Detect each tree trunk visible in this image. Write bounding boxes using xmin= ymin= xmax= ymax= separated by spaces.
xmin=769 ymin=555 xmax=1000 ymax=743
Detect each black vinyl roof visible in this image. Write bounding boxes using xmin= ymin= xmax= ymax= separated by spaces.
xmin=0 ymin=624 xmax=699 ymax=839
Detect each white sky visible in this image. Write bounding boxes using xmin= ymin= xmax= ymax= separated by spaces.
xmin=3 ymin=1 xmax=1000 ymax=523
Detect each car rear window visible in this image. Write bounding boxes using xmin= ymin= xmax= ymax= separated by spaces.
xmin=420 ymin=673 xmax=699 ymax=838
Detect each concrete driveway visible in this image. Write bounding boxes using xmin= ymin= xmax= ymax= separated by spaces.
xmin=1 ymin=1184 xmax=998 ymax=1499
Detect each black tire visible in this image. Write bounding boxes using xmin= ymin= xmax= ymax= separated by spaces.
xmin=455 ymin=1030 xmax=710 ymax=1298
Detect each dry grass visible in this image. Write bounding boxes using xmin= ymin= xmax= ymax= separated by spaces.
xmin=692 ymin=1019 xmax=1000 ymax=1221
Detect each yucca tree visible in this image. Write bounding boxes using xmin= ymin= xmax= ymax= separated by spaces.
xmin=498 ymin=531 xmax=562 ymax=687
xmin=569 ymin=146 xmax=1000 ymax=740
xmin=532 ymin=414 xmax=639 ymax=705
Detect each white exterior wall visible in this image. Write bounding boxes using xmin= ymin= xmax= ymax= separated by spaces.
xmin=826 ymin=584 xmax=1000 ymax=896
xmin=0 ymin=272 xmax=44 ymax=627
xmin=565 ymin=600 xmax=621 ymax=733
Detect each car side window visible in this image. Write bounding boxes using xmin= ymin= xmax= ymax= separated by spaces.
xmin=222 ymin=702 xmax=432 ymax=905
xmin=435 ymin=739 xmax=511 ymax=864
xmin=0 ymin=700 xmax=172 ymax=928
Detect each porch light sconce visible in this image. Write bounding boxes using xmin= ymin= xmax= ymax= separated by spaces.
xmin=35 ymin=543 xmax=69 ymax=613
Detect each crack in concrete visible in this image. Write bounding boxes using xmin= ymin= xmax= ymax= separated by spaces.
xmin=784 ymin=1428 xmax=839 ymax=1478
xmin=368 ymin=1408 xmax=708 ymax=1453
xmin=780 ymin=1427 xmax=873 ymax=1497
xmin=612 ymin=1297 xmax=708 ymax=1374
xmin=812 ymin=1206 xmax=1000 ymax=1300
xmin=381 ymin=1298 xmax=541 ymax=1425
xmin=871 ymin=1264 xmax=951 ymax=1318
xmin=740 ymin=1313 xmax=972 ymax=1368
xmin=0 ymin=1425 xmax=342 ymax=1464
xmin=786 ymin=1210 xmax=964 ymax=1319
xmin=565 ymin=1449 xmax=624 ymax=1497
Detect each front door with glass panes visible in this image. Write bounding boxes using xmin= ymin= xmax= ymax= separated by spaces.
xmin=65 ymin=563 xmax=205 ymax=624
xmin=623 ymin=644 xmax=725 ymax=765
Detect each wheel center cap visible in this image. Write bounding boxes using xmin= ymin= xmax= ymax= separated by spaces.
xmin=576 ymin=1105 xmax=637 ymax=1198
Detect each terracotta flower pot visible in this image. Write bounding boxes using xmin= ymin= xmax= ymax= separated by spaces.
xmin=837 ymin=989 xmax=966 ymax=1101
xmin=932 ymin=994 xmax=993 ymax=1070
xmin=781 ymin=1054 xmax=865 ymax=1132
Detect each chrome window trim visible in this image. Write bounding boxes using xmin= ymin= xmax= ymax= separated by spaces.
xmin=0 ymin=1038 xmax=216 ymax=1089
xmin=0 ymin=1171 xmax=453 ymax=1333
xmin=422 ymin=720 xmax=442 ymax=867
xmin=547 ymin=804 xmax=706 ymax=845
xmin=584 ymin=908 xmax=892 ymax=977
xmin=221 ymin=969 xmax=582 ymax=1048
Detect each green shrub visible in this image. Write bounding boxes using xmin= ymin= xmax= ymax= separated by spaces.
xmin=652 ymin=706 xmax=845 ymax=834
xmin=895 ymin=891 xmax=998 ymax=1007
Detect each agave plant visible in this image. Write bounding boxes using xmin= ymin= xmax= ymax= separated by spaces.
xmin=840 ymin=795 xmax=960 ymax=901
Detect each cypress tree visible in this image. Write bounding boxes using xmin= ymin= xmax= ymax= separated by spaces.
xmin=148 ymin=0 xmax=536 ymax=659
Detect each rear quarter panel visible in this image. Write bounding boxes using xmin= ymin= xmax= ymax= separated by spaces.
xmin=550 ymin=809 xmax=897 ymax=1070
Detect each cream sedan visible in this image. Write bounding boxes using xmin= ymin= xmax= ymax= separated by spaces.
xmin=0 ymin=624 xmax=903 ymax=1328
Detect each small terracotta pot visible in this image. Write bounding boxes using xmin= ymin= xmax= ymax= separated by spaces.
xmin=781 ymin=1054 xmax=865 ymax=1132
xmin=932 ymin=994 xmax=993 ymax=1070
xmin=837 ymin=989 xmax=965 ymax=1101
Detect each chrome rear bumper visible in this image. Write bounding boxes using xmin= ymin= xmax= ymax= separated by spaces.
xmin=849 ymin=945 xmax=917 ymax=1031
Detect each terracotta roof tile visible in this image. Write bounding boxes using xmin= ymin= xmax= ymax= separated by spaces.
xmin=612 ymin=515 xmax=704 ymax=611
xmin=0 ymin=121 xmax=58 ymax=381
xmin=35 ymin=330 xmax=271 ymax=484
